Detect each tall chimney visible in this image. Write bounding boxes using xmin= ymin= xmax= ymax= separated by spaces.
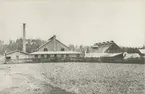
xmin=53 ymin=35 xmax=56 ymax=51
xmin=23 ymin=23 xmax=26 ymax=52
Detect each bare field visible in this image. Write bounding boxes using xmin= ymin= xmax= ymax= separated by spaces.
xmin=0 ymin=63 xmax=144 ymax=94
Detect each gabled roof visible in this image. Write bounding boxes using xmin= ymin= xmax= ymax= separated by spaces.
xmin=6 ymin=50 xmax=29 ymax=55
xmin=36 ymin=35 xmax=70 ymax=51
xmin=92 ymin=41 xmax=119 ymax=53
xmin=36 ymin=39 xmax=51 ymax=51
xmin=55 ymin=39 xmax=70 ymax=50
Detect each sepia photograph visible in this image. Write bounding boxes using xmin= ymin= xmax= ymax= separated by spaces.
xmin=0 ymin=0 xmax=145 ymax=94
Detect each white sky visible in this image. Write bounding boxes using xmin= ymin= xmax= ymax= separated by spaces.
xmin=0 ymin=0 xmax=145 ymax=47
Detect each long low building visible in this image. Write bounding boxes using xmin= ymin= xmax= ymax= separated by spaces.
xmin=30 ymin=35 xmax=84 ymax=59
xmin=31 ymin=51 xmax=84 ymax=58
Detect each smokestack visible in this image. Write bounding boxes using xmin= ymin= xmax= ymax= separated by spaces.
xmin=53 ymin=35 xmax=56 ymax=51
xmin=23 ymin=23 xmax=26 ymax=52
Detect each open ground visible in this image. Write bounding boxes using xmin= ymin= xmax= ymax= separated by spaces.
xmin=0 ymin=63 xmax=144 ymax=94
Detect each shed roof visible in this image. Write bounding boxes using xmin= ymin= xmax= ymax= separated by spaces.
xmin=123 ymin=53 xmax=141 ymax=59
xmin=6 ymin=50 xmax=29 ymax=55
xmin=85 ymin=53 xmax=123 ymax=58
xmin=121 ymin=47 xmax=141 ymax=54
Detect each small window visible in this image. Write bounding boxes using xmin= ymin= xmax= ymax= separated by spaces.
xmin=41 ymin=54 xmax=44 ymax=58
xmin=47 ymin=54 xmax=50 ymax=58
xmin=44 ymin=48 xmax=48 ymax=51
xmin=16 ymin=55 xmax=19 ymax=59
xmin=61 ymin=54 xmax=64 ymax=57
xmin=6 ymin=56 xmax=11 ymax=59
xmin=77 ymin=54 xmax=80 ymax=57
xmin=61 ymin=48 xmax=65 ymax=51
xmin=35 ymin=55 xmax=38 ymax=58
xmin=66 ymin=54 xmax=69 ymax=57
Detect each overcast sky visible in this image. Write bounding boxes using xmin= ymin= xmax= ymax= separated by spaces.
xmin=0 ymin=0 xmax=145 ymax=47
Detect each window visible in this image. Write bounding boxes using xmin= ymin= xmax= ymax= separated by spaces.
xmin=77 ymin=54 xmax=80 ymax=57
xmin=61 ymin=48 xmax=65 ymax=51
xmin=41 ymin=54 xmax=44 ymax=58
xmin=66 ymin=54 xmax=69 ymax=57
xmin=35 ymin=55 xmax=38 ymax=58
xmin=16 ymin=55 xmax=19 ymax=59
xmin=6 ymin=56 xmax=11 ymax=59
xmin=61 ymin=54 xmax=64 ymax=58
xmin=54 ymin=54 xmax=57 ymax=57
xmin=44 ymin=48 xmax=48 ymax=51
xmin=47 ymin=54 xmax=50 ymax=58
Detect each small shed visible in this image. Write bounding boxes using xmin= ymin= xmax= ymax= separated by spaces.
xmin=5 ymin=50 xmax=30 ymax=60
xmin=139 ymin=49 xmax=145 ymax=56
xmin=123 ymin=52 xmax=141 ymax=59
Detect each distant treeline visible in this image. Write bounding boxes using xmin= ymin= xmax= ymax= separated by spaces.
xmin=0 ymin=38 xmax=144 ymax=55
xmin=0 ymin=38 xmax=46 ymax=55
xmin=0 ymin=38 xmax=91 ymax=55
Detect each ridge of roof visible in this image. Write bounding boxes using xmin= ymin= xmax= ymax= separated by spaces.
xmin=6 ymin=50 xmax=29 ymax=55
xmin=94 ymin=40 xmax=115 ymax=46
xmin=31 ymin=51 xmax=82 ymax=55
xmin=36 ymin=35 xmax=70 ymax=51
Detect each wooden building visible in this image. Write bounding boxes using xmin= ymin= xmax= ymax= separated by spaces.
xmin=5 ymin=50 xmax=30 ymax=60
xmin=85 ymin=41 xmax=123 ymax=60
xmin=139 ymin=49 xmax=145 ymax=57
xmin=31 ymin=35 xmax=84 ymax=59
xmin=121 ymin=47 xmax=141 ymax=54
xmin=91 ymin=41 xmax=122 ymax=53
xmin=5 ymin=50 xmax=32 ymax=64
xmin=36 ymin=35 xmax=70 ymax=52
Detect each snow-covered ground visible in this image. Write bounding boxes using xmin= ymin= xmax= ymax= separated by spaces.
xmin=0 ymin=63 xmax=144 ymax=94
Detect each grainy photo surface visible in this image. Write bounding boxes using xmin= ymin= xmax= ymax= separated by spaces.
xmin=0 ymin=0 xmax=145 ymax=94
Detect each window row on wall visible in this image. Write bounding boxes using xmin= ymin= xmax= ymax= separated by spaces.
xmin=43 ymin=48 xmax=65 ymax=51
xmin=34 ymin=54 xmax=81 ymax=58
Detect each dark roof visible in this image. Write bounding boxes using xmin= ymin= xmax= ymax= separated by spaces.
xmin=94 ymin=41 xmax=114 ymax=46
xmin=121 ymin=47 xmax=141 ymax=54
xmin=92 ymin=41 xmax=118 ymax=53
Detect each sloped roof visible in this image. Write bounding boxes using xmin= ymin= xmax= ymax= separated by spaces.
xmin=36 ymin=39 xmax=51 ymax=51
xmin=36 ymin=35 xmax=70 ymax=51
xmin=85 ymin=53 xmax=123 ymax=58
xmin=92 ymin=41 xmax=117 ymax=53
xmin=123 ymin=53 xmax=141 ymax=59
xmin=139 ymin=49 xmax=145 ymax=54
xmin=6 ymin=50 xmax=29 ymax=55
xmin=31 ymin=51 xmax=82 ymax=55
xmin=121 ymin=47 xmax=141 ymax=54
